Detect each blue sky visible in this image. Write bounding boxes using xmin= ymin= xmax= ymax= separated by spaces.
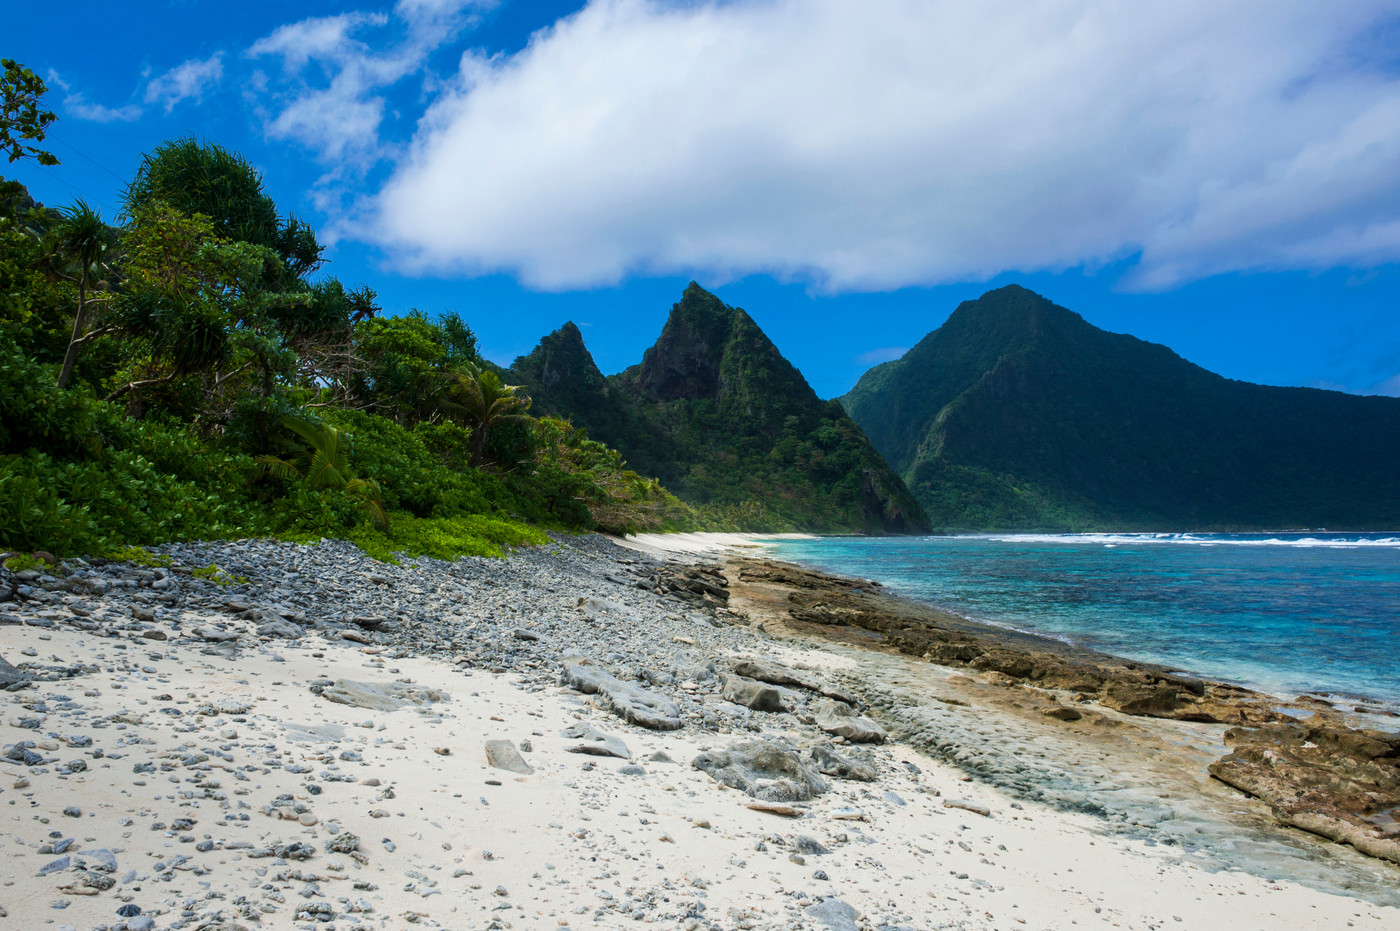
xmin=9 ymin=1 xmax=1400 ymax=398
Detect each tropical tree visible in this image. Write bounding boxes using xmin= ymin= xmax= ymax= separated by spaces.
xmin=123 ymin=138 xmax=322 ymax=289
xmin=257 ymin=415 xmax=387 ymax=528
xmin=447 ymin=363 xmax=531 ymax=468
xmin=105 ymin=203 xmax=228 ymax=404
xmin=50 ymin=201 xmax=113 ymax=389
xmin=1 ymin=59 xmax=58 ymax=166
xmin=351 ymin=310 xmax=476 ymax=423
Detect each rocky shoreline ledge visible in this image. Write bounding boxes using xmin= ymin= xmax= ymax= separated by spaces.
xmin=721 ymin=558 xmax=1400 ymax=867
xmin=0 ymin=534 xmax=1396 ymax=930
xmin=728 ymin=551 xmax=1400 ymax=862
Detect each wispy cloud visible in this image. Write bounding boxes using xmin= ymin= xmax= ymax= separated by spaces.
xmin=144 ymin=53 xmax=225 ymax=113
xmin=246 ymin=1 xmax=492 ymax=166
xmin=64 ymin=93 xmax=141 ymax=124
xmin=48 ymin=70 xmax=142 ymax=124
xmin=855 ymin=347 xmax=909 ymax=367
xmin=365 ymin=0 xmax=1400 ymax=292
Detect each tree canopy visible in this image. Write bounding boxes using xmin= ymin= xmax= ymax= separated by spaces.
xmin=0 ymin=59 xmax=58 ymax=166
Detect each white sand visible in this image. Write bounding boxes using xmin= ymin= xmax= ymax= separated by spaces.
xmin=2 ymin=605 xmax=1396 ymax=929
xmin=619 ymin=532 xmax=815 ymax=558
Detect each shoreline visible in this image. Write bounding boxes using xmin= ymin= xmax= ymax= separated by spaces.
xmin=628 ymin=531 xmax=1400 ymax=872
xmin=635 ymin=531 xmax=1400 ymax=712
xmin=0 ymin=533 xmax=1395 ymax=929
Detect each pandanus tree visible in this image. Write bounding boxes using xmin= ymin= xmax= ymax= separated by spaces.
xmin=123 ymin=137 xmax=323 ymax=289
xmin=50 ymin=200 xmax=113 ymax=389
xmin=257 ymin=415 xmax=388 ymax=528
xmin=448 ymin=363 xmax=531 ymax=468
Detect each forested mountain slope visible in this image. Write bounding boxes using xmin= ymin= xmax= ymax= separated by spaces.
xmin=841 ymin=285 xmax=1400 ymax=530
xmin=510 ymin=283 xmax=929 ymax=533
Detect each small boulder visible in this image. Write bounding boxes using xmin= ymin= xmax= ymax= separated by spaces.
xmin=812 ymin=699 xmax=887 ymax=743
xmin=484 ymin=740 xmax=534 ymax=775
xmin=561 ymin=723 xmax=631 ymax=760
xmin=560 ymin=659 xmax=682 ymax=730
xmin=805 ymin=743 xmax=876 ymax=781
xmin=721 ymin=674 xmax=788 ymax=713
xmin=692 ymin=739 xmax=830 ymax=802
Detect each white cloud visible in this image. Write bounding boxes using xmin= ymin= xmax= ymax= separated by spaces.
xmin=246 ymin=2 xmax=491 ymax=164
xmin=367 ymin=0 xmax=1400 ymax=292
xmin=144 ymin=54 xmax=225 ymax=113
xmin=247 ymin=12 xmax=390 ymax=75
xmin=48 ymin=69 xmax=142 ymax=123
xmin=64 ymin=92 xmax=141 ymax=123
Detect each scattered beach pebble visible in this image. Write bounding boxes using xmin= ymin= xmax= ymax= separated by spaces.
xmin=0 ymin=532 xmax=1391 ymax=931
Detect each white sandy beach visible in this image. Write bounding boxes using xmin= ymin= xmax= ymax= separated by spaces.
xmin=0 ymin=533 xmax=1395 ymax=930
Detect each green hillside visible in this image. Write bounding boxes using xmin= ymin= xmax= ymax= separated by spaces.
xmin=841 ymin=285 xmax=1400 ymax=530
xmin=510 ymin=283 xmax=930 ymax=534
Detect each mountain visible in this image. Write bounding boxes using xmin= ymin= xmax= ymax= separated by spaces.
xmin=509 ymin=283 xmax=929 ymax=534
xmin=841 ymin=285 xmax=1400 ymax=531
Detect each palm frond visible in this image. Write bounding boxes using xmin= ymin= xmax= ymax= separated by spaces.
xmin=346 ymin=479 xmax=388 ymax=529
xmin=255 ymin=455 xmax=300 ymax=481
xmin=305 ymin=448 xmax=346 ymax=490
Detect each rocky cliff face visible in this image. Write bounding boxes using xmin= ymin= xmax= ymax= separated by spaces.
xmin=509 ymin=283 xmax=929 ymax=534
xmin=635 ymin=284 xmax=734 ymax=402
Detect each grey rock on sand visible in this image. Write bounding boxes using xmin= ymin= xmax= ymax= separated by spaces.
xmin=562 ymin=723 xmax=631 ymax=760
xmin=731 ymin=658 xmax=859 ymax=705
xmin=257 ymin=619 xmax=303 ymax=639
xmin=693 ymin=739 xmax=831 ymax=802
xmin=577 ymin=596 xmax=626 ymax=618
xmin=0 ymin=654 xmax=28 ymax=688
xmin=560 ymin=659 xmax=683 ymax=730
xmin=804 ymin=896 xmax=860 ymax=931
xmin=484 ymin=739 xmax=534 ymax=775
xmin=813 ymin=698 xmax=888 ymax=743
xmin=721 ymin=673 xmax=789 ymax=712
xmin=806 ymin=743 xmax=877 ymax=782
xmin=316 ymin=679 xmax=448 ymax=712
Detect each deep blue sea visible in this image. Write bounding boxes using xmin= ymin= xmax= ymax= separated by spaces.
xmin=767 ymin=533 xmax=1400 ymax=708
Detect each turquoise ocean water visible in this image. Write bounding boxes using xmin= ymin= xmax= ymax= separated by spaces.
xmin=767 ymin=533 xmax=1400 ymax=708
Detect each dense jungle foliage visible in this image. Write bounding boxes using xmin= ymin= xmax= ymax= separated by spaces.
xmin=842 ymin=285 xmax=1400 ymax=530
xmin=0 ymin=129 xmax=695 ymax=559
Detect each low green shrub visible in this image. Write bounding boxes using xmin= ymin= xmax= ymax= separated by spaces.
xmin=342 ymin=512 xmax=550 ymax=563
xmin=2 ymin=552 xmax=44 ymax=572
xmin=191 ymin=563 xmax=247 ymax=585
xmin=103 ymin=545 xmax=174 ymax=568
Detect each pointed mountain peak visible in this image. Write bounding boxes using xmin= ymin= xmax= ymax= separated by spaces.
xmin=509 ymin=320 xmax=608 ymax=421
xmin=515 ymin=320 xmax=598 ymax=370
xmin=638 ymin=284 xmax=743 ymax=401
xmin=947 ymin=285 xmax=1085 ymax=331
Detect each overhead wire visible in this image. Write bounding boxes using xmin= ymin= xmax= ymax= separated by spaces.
xmin=48 ymin=133 xmax=128 ymax=184
xmin=18 ymin=132 xmax=127 ymax=214
xmin=30 ymin=165 xmax=116 ymax=213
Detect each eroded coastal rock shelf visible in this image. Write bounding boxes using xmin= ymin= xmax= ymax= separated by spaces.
xmin=1 ymin=536 xmax=1397 ymax=930
xmin=724 ymin=557 xmax=1400 ymax=867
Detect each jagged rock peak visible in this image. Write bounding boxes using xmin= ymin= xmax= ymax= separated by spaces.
xmin=514 ymin=322 xmax=604 ymax=385
xmin=638 ymin=283 xmax=746 ymax=402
